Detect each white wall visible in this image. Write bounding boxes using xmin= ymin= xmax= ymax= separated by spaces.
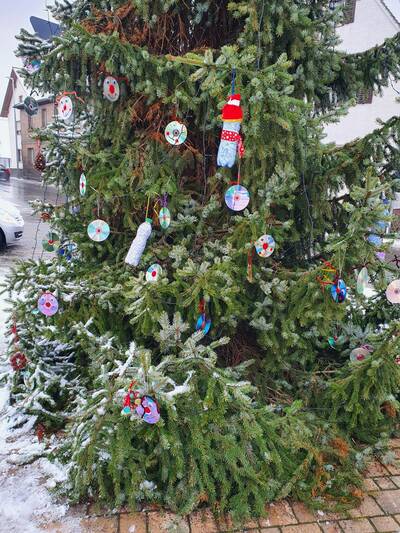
xmin=7 ymin=74 xmax=27 ymax=170
xmin=325 ymin=0 xmax=400 ymax=145
xmin=0 ymin=118 xmax=11 ymax=161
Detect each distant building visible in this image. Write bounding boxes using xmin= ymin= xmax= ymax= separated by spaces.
xmin=0 ymin=68 xmax=54 ymax=179
xmin=0 ymin=117 xmax=11 ymax=168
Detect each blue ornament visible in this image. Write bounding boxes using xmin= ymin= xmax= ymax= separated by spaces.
xmin=367 ymin=234 xmax=382 ymax=247
xmin=331 ymin=279 xmax=347 ymax=303
xmin=196 ymin=313 xmax=211 ymax=335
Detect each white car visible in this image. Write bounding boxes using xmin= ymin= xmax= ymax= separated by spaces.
xmin=0 ymin=200 xmax=24 ymax=250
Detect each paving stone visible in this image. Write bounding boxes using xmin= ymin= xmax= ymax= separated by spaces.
xmin=79 ymin=517 xmax=118 ymax=532
xmin=370 ymin=515 xmax=400 ymax=532
xmin=119 ymin=512 xmax=147 ymax=533
xmin=148 ymin=511 xmax=189 ymax=532
xmin=394 ymin=514 xmax=400 ymax=524
xmin=339 ymin=518 xmax=375 ymax=532
xmin=390 ymin=438 xmax=400 ymax=449
xmin=291 ymin=502 xmax=316 ymax=523
xmin=384 ymin=463 xmax=400 ymax=476
xmin=364 ymin=461 xmax=389 ymax=477
xmin=374 ymin=477 xmax=397 ymax=490
xmin=391 ymin=476 xmax=400 ymax=488
xmin=281 ymin=525 xmax=322 ymax=533
xmin=259 ymin=501 xmax=298 ymax=527
xmin=349 ymin=496 xmax=383 ymax=517
xmin=259 ymin=529 xmax=281 ymax=533
xmin=190 ymin=510 xmax=219 ymax=533
xmin=319 ymin=522 xmax=342 ymax=533
xmin=363 ymin=478 xmax=379 ymax=492
xmin=374 ymin=490 xmax=400 ymax=514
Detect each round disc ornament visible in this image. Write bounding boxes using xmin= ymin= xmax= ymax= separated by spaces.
xmin=87 ymin=219 xmax=110 ymax=242
xmin=24 ymin=96 xmax=38 ymax=116
xmin=350 ymin=347 xmax=371 ymax=363
xmin=386 ymin=279 xmax=400 ymax=304
xmin=159 ymin=207 xmax=171 ymax=229
xmin=331 ymin=279 xmax=347 ymax=303
xmin=165 ymin=121 xmax=187 ymax=146
xmin=79 ymin=173 xmax=86 ymax=196
xmin=103 ymin=76 xmax=120 ymax=102
xmin=146 ymin=264 xmax=162 ymax=283
xmin=38 ymin=292 xmax=59 ymax=317
xmin=255 ymin=234 xmax=275 ymax=258
xmin=367 ymin=233 xmax=382 ymax=247
xmin=225 ymin=184 xmax=250 ymax=212
xmin=42 ymin=232 xmax=60 ymax=252
xmin=57 ymin=96 xmax=73 ymax=121
xmin=357 ymin=267 xmax=369 ymax=296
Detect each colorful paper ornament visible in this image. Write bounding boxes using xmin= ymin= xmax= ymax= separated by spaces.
xmin=103 ymin=76 xmax=120 ymax=102
xmin=217 ymin=93 xmax=245 ymax=168
xmin=357 ymin=267 xmax=370 ymax=296
xmin=24 ymin=96 xmax=38 ymax=116
xmin=350 ymin=344 xmax=373 ymax=363
xmin=38 ymin=292 xmax=59 ymax=317
xmin=385 ymin=279 xmax=400 ymax=304
xmin=58 ymin=241 xmax=78 ymax=261
xmin=255 ymin=234 xmax=275 ymax=258
xmin=122 ymin=383 xmax=160 ymax=424
xmin=196 ymin=314 xmax=211 ymax=335
xmin=87 ymin=219 xmax=110 ymax=242
xmin=125 ymin=218 xmax=152 ymax=267
xmin=331 ymin=279 xmax=347 ymax=303
xmin=42 ymin=232 xmax=60 ymax=252
xmin=224 ymin=184 xmax=250 ymax=211
xmin=24 ymin=58 xmax=41 ymax=74
xmin=10 ymin=352 xmax=27 ymax=371
xmin=79 ymin=173 xmax=86 ymax=196
xmin=34 ymin=152 xmax=46 ymax=172
xmin=57 ymin=95 xmax=74 ymax=121
xmin=146 ymin=263 xmax=162 ymax=283
xmin=165 ymin=121 xmax=187 ymax=145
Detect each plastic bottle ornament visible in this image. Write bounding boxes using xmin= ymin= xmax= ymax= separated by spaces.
xmin=146 ymin=264 xmax=162 ymax=283
xmin=34 ymin=152 xmax=46 ymax=172
xmin=87 ymin=219 xmax=110 ymax=242
xmin=10 ymin=352 xmax=27 ymax=371
xmin=58 ymin=241 xmax=78 ymax=261
xmin=217 ymin=94 xmax=245 ymax=168
xmin=125 ymin=218 xmax=152 ymax=267
xmin=385 ymin=279 xmax=400 ymax=304
xmin=79 ymin=173 xmax=86 ymax=196
xmin=38 ymin=292 xmax=59 ymax=317
xmin=356 ymin=267 xmax=369 ymax=296
xmin=255 ymin=234 xmax=275 ymax=258
xmin=42 ymin=232 xmax=60 ymax=252
xmin=165 ymin=121 xmax=187 ymax=145
xmin=224 ymin=184 xmax=250 ymax=211
xmin=24 ymin=96 xmax=39 ymax=116
xmin=103 ymin=76 xmax=120 ymax=102
xmin=57 ymin=95 xmax=74 ymax=122
xmin=331 ymin=279 xmax=347 ymax=303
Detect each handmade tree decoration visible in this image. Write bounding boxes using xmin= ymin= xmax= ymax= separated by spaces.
xmin=225 ymin=184 xmax=250 ymax=211
xmin=146 ymin=264 xmax=162 ymax=283
xmin=331 ymin=278 xmax=347 ymax=303
xmin=37 ymin=291 xmax=59 ymax=317
xmin=24 ymin=96 xmax=38 ymax=116
xmin=42 ymin=232 xmax=60 ymax=252
xmin=217 ymin=93 xmax=245 ymax=168
xmin=125 ymin=218 xmax=152 ymax=267
xmin=158 ymin=194 xmax=171 ymax=229
xmin=165 ymin=121 xmax=187 ymax=145
xmin=386 ymin=279 xmax=400 ymax=304
xmin=10 ymin=352 xmax=27 ymax=371
xmin=34 ymin=150 xmax=46 ymax=172
xmin=103 ymin=76 xmax=120 ymax=102
xmin=79 ymin=173 xmax=86 ymax=196
xmin=87 ymin=219 xmax=110 ymax=242
xmin=122 ymin=381 xmax=160 ymax=424
xmin=255 ymin=234 xmax=275 ymax=257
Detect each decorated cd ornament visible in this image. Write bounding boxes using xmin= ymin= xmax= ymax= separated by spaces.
xmin=159 ymin=207 xmax=171 ymax=229
xmin=125 ymin=218 xmax=152 ymax=267
xmin=58 ymin=241 xmax=78 ymax=261
xmin=10 ymin=352 xmax=27 ymax=371
xmin=87 ymin=219 xmax=110 ymax=242
xmin=122 ymin=383 xmax=160 ymax=424
xmin=79 ymin=173 xmax=86 ymax=196
xmin=42 ymin=232 xmax=60 ymax=252
xmin=350 ymin=345 xmax=374 ymax=363
xmin=38 ymin=291 xmax=59 ymax=317
xmin=217 ymin=93 xmax=245 ymax=168
xmin=331 ymin=279 xmax=347 ymax=303
xmin=57 ymin=95 xmax=73 ymax=121
xmin=357 ymin=267 xmax=370 ymax=296
xmin=385 ymin=279 xmax=400 ymax=304
xmin=255 ymin=234 xmax=275 ymax=258
xmin=165 ymin=121 xmax=187 ymax=146
xmin=225 ymin=184 xmax=250 ymax=212
xmin=24 ymin=96 xmax=38 ymax=116
xmin=367 ymin=233 xmax=382 ymax=247
xmin=196 ymin=313 xmax=212 ymax=335
xmin=146 ymin=263 xmax=162 ymax=283
xmin=103 ymin=76 xmax=120 ymax=102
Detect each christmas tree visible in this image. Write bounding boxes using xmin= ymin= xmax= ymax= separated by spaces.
xmin=3 ymin=0 xmax=400 ymax=521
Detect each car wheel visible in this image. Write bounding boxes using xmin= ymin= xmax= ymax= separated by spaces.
xmin=0 ymin=229 xmax=6 ymax=251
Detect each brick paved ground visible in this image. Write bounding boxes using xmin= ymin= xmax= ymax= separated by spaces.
xmin=43 ymin=439 xmax=400 ymax=533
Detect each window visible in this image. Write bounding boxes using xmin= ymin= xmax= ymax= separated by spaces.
xmin=357 ymin=88 xmax=373 ymax=105
xmin=28 ymin=148 xmax=34 ymax=164
xmin=16 ymin=121 xmax=21 ymax=134
xmin=329 ymin=0 xmax=357 ymax=25
xmin=41 ymin=108 xmax=47 ymax=127
xmin=17 ymin=149 xmax=22 ymax=163
xmin=28 ymin=115 xmax=34 ymax=129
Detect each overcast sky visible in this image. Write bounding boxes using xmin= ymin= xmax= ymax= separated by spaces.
xmin=0 ymin=0 xmax=54 ymax=105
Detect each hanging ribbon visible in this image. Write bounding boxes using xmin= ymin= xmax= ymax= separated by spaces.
xmin=55 ymin=91 xmax=85 ymax=105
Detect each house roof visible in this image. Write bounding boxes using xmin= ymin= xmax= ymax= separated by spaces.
xmin=0 ymin=69 xmax=20 ymax=118
xmin=380 ymin=0 xmax=400 ymax=26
